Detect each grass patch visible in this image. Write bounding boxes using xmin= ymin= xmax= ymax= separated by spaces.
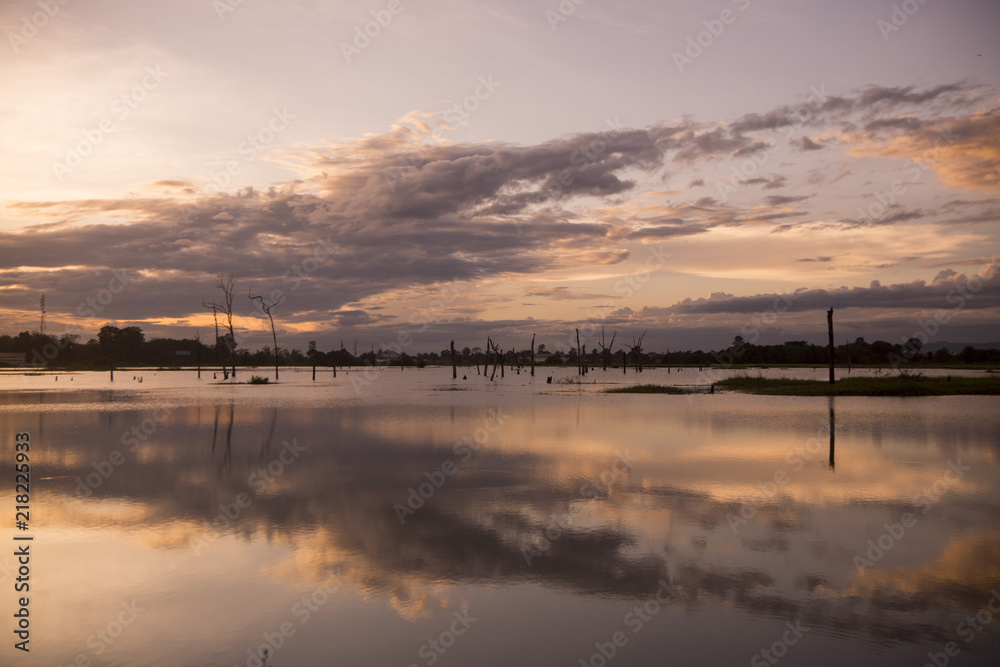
xmin=247 ymin=375 xmax=270 ymax=385
xmin=715 ymin=373 xmax=1000 ymax=396
xmin=606 ymin=384 xmax=690 ymax=394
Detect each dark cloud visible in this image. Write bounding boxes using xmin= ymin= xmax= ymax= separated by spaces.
xmin=739 ymin=175 xmax=787 ymax=190
xmin=793 ymin=136 xmax=824 ymax=151
xmin=764 ymin=195 xmax=811 ymax=206
xmin=666 ymin=270 xmax=999 ymax=315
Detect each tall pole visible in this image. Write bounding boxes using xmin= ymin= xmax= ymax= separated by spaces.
xmin=450 ymin=340 xmax=457 ymax=379
xmin=827 ymin=308 xmax=835 ymax=384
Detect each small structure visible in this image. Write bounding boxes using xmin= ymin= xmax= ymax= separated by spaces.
xmin=0 ymin=352 xmax=28 ymax=367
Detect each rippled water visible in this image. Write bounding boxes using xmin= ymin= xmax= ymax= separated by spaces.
xmin=1 ymin=367 xmax=999 ymax=666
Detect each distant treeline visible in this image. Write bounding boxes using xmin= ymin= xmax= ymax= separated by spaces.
xmin=1 ymin=326 xmax=998 ymax=369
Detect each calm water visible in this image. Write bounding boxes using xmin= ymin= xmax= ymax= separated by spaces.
xmin=1 ymin=367 xmax=999 ymax=666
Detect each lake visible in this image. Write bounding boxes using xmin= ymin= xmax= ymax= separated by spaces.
xmin=1 ymin=366 xmax=999 ymax=666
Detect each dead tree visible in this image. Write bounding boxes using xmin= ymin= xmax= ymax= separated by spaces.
xmin=450 ymin=340 xmax=457 ymax=379
xmin=631 ymin=331 xmax=647 ymax=372
xmin=248 ymin=288 xmax=280 ymax=381
xmin=599 ymin=326 xmax=616 ymax=371
xmin=485 ymin=337 xmax=492 ymax=379
xmin=214 ymin=274 xmax=238 ymax=378
xmin=530 ymin=334 xmax=535 ymax=377
xmin=576 ymin=329 xmax=583 ymax=376
xmin=488 ymin=337 xmax=504 ymax=381
xmin=202 ymin=300 xmax=226 ymax=378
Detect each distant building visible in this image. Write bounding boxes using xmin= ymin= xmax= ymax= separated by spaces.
xmin=533 ymin=352 xmax=554 ymax=363
xmin=0 ymin=352 xmax=27 ymax=367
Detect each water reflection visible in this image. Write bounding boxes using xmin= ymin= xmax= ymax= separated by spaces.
xmin=829 ymin=397 xmax=835 ymax=471
xmin=2 ymin=387 xmax=999 ymax=665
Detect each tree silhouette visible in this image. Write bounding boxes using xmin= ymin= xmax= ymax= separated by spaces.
xmin=248 ymin=287 xmax=280 ymax=380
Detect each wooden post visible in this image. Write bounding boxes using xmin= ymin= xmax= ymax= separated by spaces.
xmin=622 ymin=349 xmax=627 ymax=374
xmin=312 ymin=365 xmax=316 ymax=381
xmin=530 ymin=334 xmax=535 ymax=377
xmin=576 ymin=329 xmax=582 ymax=376
xmin=450 ymin=340 xmax=457 ymax=379
xmin=827 ymin=308 xmax=835 ymax=384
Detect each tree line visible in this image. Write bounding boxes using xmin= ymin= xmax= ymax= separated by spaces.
xmin=2 ymin=327 xmax=997 ymax=370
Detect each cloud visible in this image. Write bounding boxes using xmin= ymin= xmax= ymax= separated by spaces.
xmin=523 ymin=286 xmax=613 ymax=301
xmin=739 ymin=175 xmax=787 ymax=190
xmin=843 ymin=107 xmax=1000 ymax=194
xmin=764 ymin=195 xmax=811 ymax=206
xmin=793 ymin=136 xmax=824 ymax=151
xmin=666 ymin=268 xmax=999 ymax=315
xmin=1 ymin=82 xmax=997 ymax=350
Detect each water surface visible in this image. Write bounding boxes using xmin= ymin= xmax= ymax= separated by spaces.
xmin=1 ymin=367 xmax=998 ymax=666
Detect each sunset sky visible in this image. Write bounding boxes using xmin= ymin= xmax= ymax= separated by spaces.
xmin=1 ymin=0 xmax=998 ymax=353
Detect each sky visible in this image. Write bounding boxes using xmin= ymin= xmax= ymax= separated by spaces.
xmin=1 ymin=0 xmax=999 ymax=354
